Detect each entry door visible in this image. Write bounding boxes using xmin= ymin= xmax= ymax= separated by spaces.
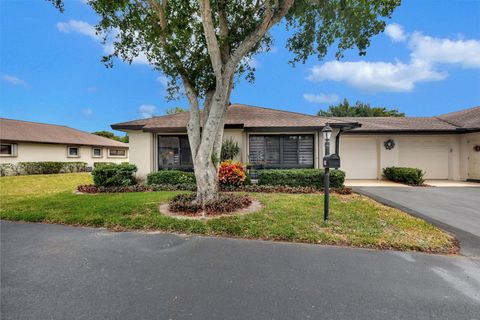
xmin=340 ymin=138 xmax=379 ymax=179
xmin=467 ymin=137 xmax=480 ymax=180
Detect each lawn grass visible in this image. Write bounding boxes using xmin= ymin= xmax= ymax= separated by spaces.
xmin=0 ymin=173 xmax=458 ymax=253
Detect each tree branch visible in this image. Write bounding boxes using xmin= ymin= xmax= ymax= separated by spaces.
xmin=226 ymin=0 xmax=294 ymax=74
xmin=203 ymin=89 xmax=215 ymax=127
xmin=183 ymin=76 xmax=201 ymax=159
xmin=146 ymin=0 xmax=167 ymax=29
xmin=199 ymin=0 xmax=223 ymax=79
xmin=218 ymin=0 xmax=230 ymax=64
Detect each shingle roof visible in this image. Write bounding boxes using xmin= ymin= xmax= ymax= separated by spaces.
xmin=0 ymin=118 xmax=129 ymax=148
xmin=437 ymin=106 xmax=480 ymax=129
xmin=112 ymin=104 xmax=480 ymax=133
xmin=112 ymin=104 xmax=359 ymax=131
xmin=338 ymin=106 xmax=480 ymax=133
xmin=333 ymin=116 xmax=460 ymax=132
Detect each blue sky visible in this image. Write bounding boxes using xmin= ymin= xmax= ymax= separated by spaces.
xmin=1 ymin=0 xmax=479 ymax=134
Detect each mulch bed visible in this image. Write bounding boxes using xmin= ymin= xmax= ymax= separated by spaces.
xmin=159 ymin=193 xmax=262 ymax=220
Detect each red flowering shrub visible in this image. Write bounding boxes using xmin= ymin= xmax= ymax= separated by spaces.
xmin=218 ymin=161 xmax=247 ymax=187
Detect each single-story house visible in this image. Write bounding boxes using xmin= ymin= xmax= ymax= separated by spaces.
xmin=0 ymin=118 xmax=129 ymax=167
xmin=111 ymin=104 xmax=480 ymax=181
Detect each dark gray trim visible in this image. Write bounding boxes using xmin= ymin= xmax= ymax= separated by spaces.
xmin=110 ymin=124 xmax=145 ymax=130
xmin=145 ymin=127 xmax=188 ymax=133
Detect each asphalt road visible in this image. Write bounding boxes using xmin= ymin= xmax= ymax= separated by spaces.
xmin=354 ymin=187 xmax=480 ymax=257
xmin=1 ymin=221 xmax=480 ymax=320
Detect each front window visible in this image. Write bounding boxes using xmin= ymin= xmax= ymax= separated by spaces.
xmin=108 ymin=149 xmax=127 ymax=157
xmin=0 ymin=143 xmax=16 ymax=157
xmin=67 ymin=146 xmax=79 ymax=157
xmin=249 ymin=135 xmax=314 ymax=168
xmin=158 ymin=135 xmax=192 ymax=169
xmin=92 ymin=148 xmax=103 ymax=157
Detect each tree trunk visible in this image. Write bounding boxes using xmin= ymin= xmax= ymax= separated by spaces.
xmin=193 ymin=153 xmax=219 ymax=205
xmin=187 ymin=82 xmax=230 ymax=209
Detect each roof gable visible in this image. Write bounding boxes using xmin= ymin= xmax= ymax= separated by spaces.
xmin=112 ymin=104 xmax=358 ymax=131
xmin=437 ymin=106 xmax=480 ymax=129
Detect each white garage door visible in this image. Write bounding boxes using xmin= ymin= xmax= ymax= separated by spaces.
xmin=398 ymin=138 xmax=449 ymax=179
xmin=340 ymin=138 xmax=378 ymax=179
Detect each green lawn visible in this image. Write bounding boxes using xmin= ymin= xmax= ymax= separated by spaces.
xmin=0 ymin=173 xmax=457 ymax=253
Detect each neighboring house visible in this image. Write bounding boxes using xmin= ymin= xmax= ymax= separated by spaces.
xmin=0 ymin=118 xmax=129 ymax=167
xmin=111 ymin=104 xmax=480 ymax=181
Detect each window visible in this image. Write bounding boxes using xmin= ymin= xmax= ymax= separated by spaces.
xmin=249 ymin=135 xmax=314 ymax=168
xmin=0 ymin=143 xmax=16 ymax=157
xmin=67 ymin=146 xmax=79 ymax=157
xmin=158 ymin=135 xmax=192 ymax=169
xmin=108 ymin=149 xmax=127 ymax=157
xmin=92 ymin=148 xmax=103 ymax=158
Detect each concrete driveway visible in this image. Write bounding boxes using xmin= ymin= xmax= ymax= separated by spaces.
xmin=354 ymin=187 xmax=480 ymax=256
xmin=1 ymin=221 xmax=480 ymax=320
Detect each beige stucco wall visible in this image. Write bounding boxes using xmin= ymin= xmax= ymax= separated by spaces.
xmin=0 ymin=142 xmax=128 ymax=167
xmin=126 ymin=130 xmax=154 ymax=178
xmin=339 ymin=134 xmax=467 ymax=180
xmin=223 ymin=129 xmax=245 ymax=162
xmin=124 ymin=127 xmax=477 ymax=181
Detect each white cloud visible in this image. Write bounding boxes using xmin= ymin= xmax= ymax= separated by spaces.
xmin=307 ymin=24 xmax=479 ymax=92
xmin=308 ymin=60 xmax=445 ymax=92
xmin=409 ymin=32 xmax=480 ymax=68
xmin=303 ymin=93 xmax=339 ymax=104
xmin=57 ymin=20 xmax=149 ymax=65
xmin=385 ymin=23 xmax=406 ymax=42
xmin=139 ymin=104 xmax=157 ymax=118
xmin=82 ymin=108 xmax=93 ymax=117
xmin=156 ymin=76 xmax=169 ymax=88
xmin=56 ymin=19 xmax=98 ymax=41
xmin=2 ymin=74 xmax=27 ymax=86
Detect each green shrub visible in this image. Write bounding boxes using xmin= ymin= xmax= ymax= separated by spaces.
xmin=0 ymin=163 xmax=19 ymax=176
xmin=61 ymin=162 xmax=88 ymax=173
xmin=257 ymin=168 xmax=345 ymax=189
xmin=221 ymin=138 xmax=240 ymax=161
xmin=92 ymin=163 xmax=137 ymax=187
xmin=383 ymin=167 xmax=425 ymax=185
xmin=93 ymin=162 xmax=115 ymax=168
xmin=15 ymin=162 xmax=87 ymax=175
xmin=146 ymin=170 xmax=196 ymax=185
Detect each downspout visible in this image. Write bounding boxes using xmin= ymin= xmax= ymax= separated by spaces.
xmin=335 ymin=128 xmax=344 ymax=155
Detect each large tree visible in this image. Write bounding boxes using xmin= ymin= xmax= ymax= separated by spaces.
xmin=92 ymin=131 xmax=129 ymax=143
xmin=318 ymin=98 xmax=405 ymax=117
xmin=50 ymin=0 xmax=400 ymax=205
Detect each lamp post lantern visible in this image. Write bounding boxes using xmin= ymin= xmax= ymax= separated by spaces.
xmin=322 ymin=124 xmax=333 ymax=223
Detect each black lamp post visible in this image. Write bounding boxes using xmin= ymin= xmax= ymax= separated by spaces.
xmin=322 ymin=124 xmax=332 ymax=223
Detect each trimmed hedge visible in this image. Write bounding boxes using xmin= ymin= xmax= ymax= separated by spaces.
xmin=93 ymin=162 xmax=116 ymax=168
xmin=0 ymin=162 xmax=87 ymax=176
xmin=383 ymin=167 xmax=425 ymax=185
xmin=146 ymin=170 xmax=196 ymax=185
xmin=257 ymin=169 xmax=345 ymax=189
xmin=92 ymin=163 xmax=137 ymax=187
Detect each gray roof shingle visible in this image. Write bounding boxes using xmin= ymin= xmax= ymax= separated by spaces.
xmin=437 ymin=106 xmax=480 ymax=129
xmin=0 ymin=118 xmax=129 ymax=147
xmin=111 ymin=104 xmax=480 ymax=133
xmin=112 ymin=104 xmax=358 ymax=131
